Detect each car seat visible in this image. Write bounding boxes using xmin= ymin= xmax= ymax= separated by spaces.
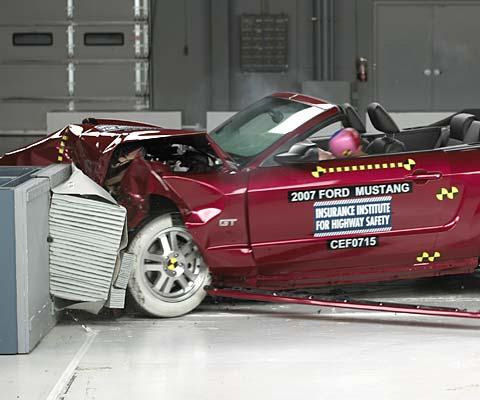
xmin=343 ymin=103 xmax=366 ymax=134
xmin=434 ymin=127 xmax=450 ymax=148
xmin=463 ymin=120 xmax=480 ymax=144
xmin=365 ymin=103 xmax=406 ymax=154
xmin=447 ymin=113 xmax=475 ymax=146
xmin=342 ymin=103 xmax=371 ymax=150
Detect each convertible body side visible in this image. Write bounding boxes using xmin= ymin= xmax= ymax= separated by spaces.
xmin=2 ymin=96 xmax=480 ymax=293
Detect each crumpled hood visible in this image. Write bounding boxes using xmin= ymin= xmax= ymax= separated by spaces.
xmin=0 ymin=120 xmax=208 ymax=184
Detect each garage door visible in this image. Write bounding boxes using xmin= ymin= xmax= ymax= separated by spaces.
xmin=0 ymin=0 xmax=150 ymax=135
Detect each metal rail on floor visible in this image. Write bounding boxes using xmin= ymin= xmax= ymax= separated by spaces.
xmin=207 ymin=287 xmax=480 ymax=320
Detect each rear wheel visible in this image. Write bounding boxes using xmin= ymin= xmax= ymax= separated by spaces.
xmin=128 ymin=213 xmax=210 ymax=317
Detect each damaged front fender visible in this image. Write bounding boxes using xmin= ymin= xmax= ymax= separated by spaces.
xmin=0 ymin=119 xmax=254 ymax=279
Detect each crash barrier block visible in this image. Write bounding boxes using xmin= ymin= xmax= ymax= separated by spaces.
xmin=0 ymin=164 xmax=71 ymax=354
xmin=48 ymin=166 xmax=130 ymax=313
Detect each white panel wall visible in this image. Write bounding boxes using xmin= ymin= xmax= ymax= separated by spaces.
xmin=206 ymin=112 xmax=237 ymax=132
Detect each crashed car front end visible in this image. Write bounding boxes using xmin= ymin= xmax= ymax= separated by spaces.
xmin=1 ymin=121 xmax=226 ymax=224
xmin=0 ymin=93 xmax=344 ymax=317
xmin=0 ymin=119 xmax=257 ymax=283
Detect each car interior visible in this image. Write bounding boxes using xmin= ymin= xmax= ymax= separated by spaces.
xmin=310 ymin=102 xmax=480 ymax=157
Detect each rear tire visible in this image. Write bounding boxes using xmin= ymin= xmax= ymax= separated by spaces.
xmin=127 ymin=213 xmax=210 ymax=317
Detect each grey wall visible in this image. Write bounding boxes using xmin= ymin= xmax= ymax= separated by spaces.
xmin=150 ymin=0 xmax=372 ymax=126
xmin=228 ymin=0 xmax=314 ymax=111
xmin=152 ymin=0 xmax=211 ymax=127
xmin=3 ymin=0 xmax=480 ymax=152
xmin=152 ymin=0 xmax=317 ymax=127
xmin=333 ymin=0 xmax=480 ymax=115
xmin=152 ymin=0 xmax=480 ymax=127
xmin=0 ymin=136 xmax=45 ymax=157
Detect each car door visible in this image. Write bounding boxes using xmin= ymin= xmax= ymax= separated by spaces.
xmin=433 ymin=146 xmax=480 ymax=268
xmin=247 ymin=149 xmax=454 ymax=286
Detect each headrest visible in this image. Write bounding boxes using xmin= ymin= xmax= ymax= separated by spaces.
xmin=343 ymin=103 xmax=366 ymax=133
xmin=367 ymin=102 xmax=400 ymax=134
xmin=450 ymin=113 xmax=475 ymax=141
xmin=464 ymin=120 xmax=480 ymax=144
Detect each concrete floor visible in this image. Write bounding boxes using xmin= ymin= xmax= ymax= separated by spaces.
xmin=3 ymin=275 xmax=480 ymax=400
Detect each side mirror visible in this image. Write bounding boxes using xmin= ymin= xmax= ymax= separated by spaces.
xmin=274 ymin=141 xmax=320 ymax=165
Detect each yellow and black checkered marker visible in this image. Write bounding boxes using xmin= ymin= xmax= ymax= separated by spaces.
xmin=416 ymin=251 xmax=441 ymax=263
xmin=57 ymin=135 xmax=69 ymax=162
xmin=167 ymin=257 xmax=178 ymax=271
xmin=312 ymin=158 xmax=416 ymax=178
xmin=436 ymin=186 xmax=459 ymax=201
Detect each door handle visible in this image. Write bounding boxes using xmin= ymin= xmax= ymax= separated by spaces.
xmin=407 ymin=170 xmax=442 ymax=183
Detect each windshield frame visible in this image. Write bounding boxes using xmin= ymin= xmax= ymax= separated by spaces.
xmin=208 ymin=95 xmax=339 ymax=168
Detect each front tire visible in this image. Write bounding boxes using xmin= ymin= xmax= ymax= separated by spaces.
xmin=128 ymin=213 xmax=210 ymax=317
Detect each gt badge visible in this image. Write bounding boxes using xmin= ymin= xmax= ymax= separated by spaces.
xmin=219 ymin=218 xmax=237 ymax=227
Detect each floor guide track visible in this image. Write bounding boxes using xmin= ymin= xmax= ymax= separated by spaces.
xmin=207 ymin=287 xmax=480 ymax=319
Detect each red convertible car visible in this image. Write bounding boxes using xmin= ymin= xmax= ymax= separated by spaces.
xmin=2 ymin=92 xmax=480 ymax=318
